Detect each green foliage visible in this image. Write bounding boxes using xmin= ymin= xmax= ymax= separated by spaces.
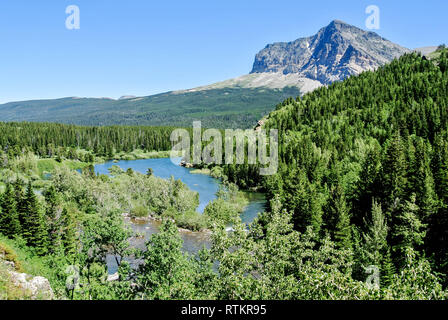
xmin=392 ymin=194 xmax=427 ymax=266
xmin=130 ymin=204 xmax=149 ymax=218
xmin=203 ymin=183 xmax=249 ymax=227
xmin=0 ymin=184 xmax=21 ymax=237
xmin=134 ymin=219 xmax=199 ymax=299
xmin=0 ymin=122 xmax=176 ymax=161
xmin=0 ymin=87 xmax=302 ymax=129
xmin=0 ymin=235 xmax=65 ymax=298
xmin=221 ymin=53 xmax=448 ymax=286
xmin=21 ymin=183 xmax=49 ymax=255
xmin=2 ymin=51 xmax=448 ymax=300
xmin=204 ymin=198 xmax=239 ymax=226
xmin=363 ymin=201 xmax=389 ymax=267
xmin=384 ymin=247 xmax=447 ymax=300
xmin=330 ymin=185 xmax=353 ymax=250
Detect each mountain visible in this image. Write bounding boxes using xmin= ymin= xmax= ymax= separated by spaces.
xmin=0 ymin=20 xmax=409 ymax=129
xmin=251 ymin=20 xmax=410 ymax=84
xmin=174 ymin=73 xmax=322 ymax=93
xmin=414 ymin=46 xmax=439 ymax=56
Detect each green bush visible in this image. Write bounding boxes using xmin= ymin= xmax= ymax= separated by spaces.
xmin=131 ymin=204 xmax=149 ymax=218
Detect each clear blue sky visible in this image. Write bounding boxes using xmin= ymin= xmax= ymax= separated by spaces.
xmin=0 ymin=0 xmax=446 ymax=103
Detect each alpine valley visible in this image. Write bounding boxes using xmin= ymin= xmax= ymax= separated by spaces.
xmin=2 ymin=14 xmax=448 ymax=301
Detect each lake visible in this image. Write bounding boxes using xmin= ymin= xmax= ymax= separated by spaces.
xmin=94 ymin=157 xmax=221 ymax=213
xmin=94 ymin=157 xmax=266 ymax=273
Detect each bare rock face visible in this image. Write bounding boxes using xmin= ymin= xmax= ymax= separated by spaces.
xmin=251 ymin=20 xmax=410 ymax=84
xmin=8 ymin=270 xmax=54 ymax=300
xmin=107 ymin=272 xmax=119 ymax=282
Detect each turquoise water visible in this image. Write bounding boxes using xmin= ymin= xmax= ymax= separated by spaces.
xmin=94 ymin=157 xmax=266 ymax=220
xmin=95 ymin=157 xmax=266 ymax=273
xmin=94 ymin=157 xmax=220 ymax=213
xmin=241 ymin=192 xmax=267 ymax=224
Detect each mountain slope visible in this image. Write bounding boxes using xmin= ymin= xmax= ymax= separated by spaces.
xmin=0 ymin=20 xmax=409 ymax=129
xmin=0 ymin=87 xmax=302 ymax=129
xmin=251 ymin=20 xmax=410 ymax=84
xmin=175 ymin=73 xmax=322 ymax=93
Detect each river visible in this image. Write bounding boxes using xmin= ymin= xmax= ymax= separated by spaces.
xmin=94 ymin=157 xmax=266 ymax=273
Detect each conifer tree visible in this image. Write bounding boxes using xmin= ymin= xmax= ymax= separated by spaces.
xmin=13 ymin=178 xmax=26 ymax=226
xmin=60 ymin=207 xmax=77 ymax=255
xmin=439 ymin=50 xmax=448 ymax=73
xmin=332 ymin=185 xmax=352 ymax=250
xmin=408 ymin=138 xmax=437 ymax=221
xmin=44 ymin=185 xmax=63 ymax=253
xmin=381 ymin=132 xmax=408 ymax=218
xmin=22 ymin=182 xmax=48 ymax=255
xmin=363 ymin=200 xmax=388 ymax=267
xmin=362 ymin=200 xmax=396 ymax=285
xmin=392 ymin=194 xmax=427 ymax=268
xmin=352 ymin=146 xmax=382 ymax=228
xmin=431 ymin=136 xmax=448 ymax=203
xmin=381 ymin=249 xmax=396 ymax=287
xmin=0 ymin=184 xmax=21 ymax=238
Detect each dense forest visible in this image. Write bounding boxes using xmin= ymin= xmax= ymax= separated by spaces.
xmin=1 ymin=49 xmax=448 ymax=300
xmin=220 ymin=49 xmax=448 ymax=287
xmin=0 ymin=123 xmax=177 ymax=160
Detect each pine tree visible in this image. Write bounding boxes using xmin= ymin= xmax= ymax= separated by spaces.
xmin=352 ymin=146 xmax=382 ymax=228
xmin=22 ymin=182 xmax=48 ymax=255
xmin=380 ymin=132 xmax=408 ymax=218
xmin=362 ymin=200 xmax=395 ymax=286
xmin=0 ymin=184 xmax=21 ymax=238
xmin=332 ymin=185 xmax=352 ymax=250
xmin=381 ymin=249 xmax=396 ymax=287
xmin=44 ymin=185 xmax=63 ymax=253
xmin=439 ymin=50 xmax=448 ymax=73
xmin=408 ymin=138 xmax=437 ymax=221
xmin=431 ymin=136 xmax=448 ymax=203
xmin=13 ymin=178 xmax=26 ymax=226
xmin=60 ymin=207 xmax=77 ymax=255
xmin=392 ymin=194 xmax=427 ymax=268
xmin=363 ymin=200 xmax=388 ymax=267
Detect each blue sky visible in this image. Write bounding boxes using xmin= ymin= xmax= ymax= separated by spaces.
xmin=0 ymin=0 xmax=446 ymax=103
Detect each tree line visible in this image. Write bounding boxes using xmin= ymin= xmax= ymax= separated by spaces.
xmin=0 ymin=122 xmax=180 ymax=161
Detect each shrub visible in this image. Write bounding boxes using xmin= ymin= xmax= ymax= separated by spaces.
xmin=131 ymin=204 xmax=149 ymax=218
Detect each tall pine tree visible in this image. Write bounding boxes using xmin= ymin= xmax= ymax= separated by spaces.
xmin=0 ymin=184 xmax=21 ymax=238
xmin=22 ymin=182 xmax=48 ymax=255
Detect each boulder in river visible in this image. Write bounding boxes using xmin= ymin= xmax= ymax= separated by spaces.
xmin=180 ymin=160 xmax=194 ymax=168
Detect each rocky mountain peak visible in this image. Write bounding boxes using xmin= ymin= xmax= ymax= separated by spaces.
xmin=251 ymin=20 xmax=410 ymax=84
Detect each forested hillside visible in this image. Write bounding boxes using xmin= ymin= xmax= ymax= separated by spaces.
xmin=0 ymin=122 xmax=177 ymax=160
xmin=0 ymin=87 xmax=301 ymax=129
xmin=222 ymin=48 xmax=448 ymax=285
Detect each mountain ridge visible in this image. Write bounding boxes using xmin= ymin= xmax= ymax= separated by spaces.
xmin=251 ymin=20 xmax=410 ymax=84
xmin=0 ymin=20 xmax=411 ymax=129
